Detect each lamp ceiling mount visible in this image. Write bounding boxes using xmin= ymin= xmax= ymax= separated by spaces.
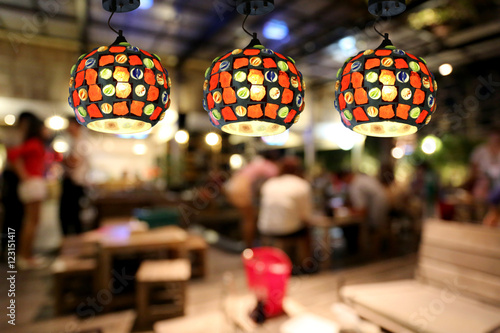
xmin=236 ymin=0 xmax=275 ymax=16
xmin=368 ymin=0 xmax=406 ymax=17
xmin=102 ymin=0 xmax=140 ymax=13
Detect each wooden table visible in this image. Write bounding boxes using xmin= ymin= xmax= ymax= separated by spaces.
xmin=308 ymin=212 xmax=364 ymax=270
xmin=95 ymin=224 xmax=188 ymax=311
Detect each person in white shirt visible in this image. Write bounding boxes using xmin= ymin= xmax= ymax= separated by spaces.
xmin=258 ymin=157 xmax=312 ymax=236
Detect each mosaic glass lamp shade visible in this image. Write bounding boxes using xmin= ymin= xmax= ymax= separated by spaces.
xmin=202 ymin=38 xmax=305 ymax=137
xmin=68 ymin=38 xmax=171 ymax=134
xmin=334 ymin=38 xmax=437 ymax=137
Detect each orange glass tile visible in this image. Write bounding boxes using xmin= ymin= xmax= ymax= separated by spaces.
xmin=248 ymin=104 xmax=263 ymax=118
xmin=351 ymin=53 xmax=363 ymax=61
xmin=263 ymin=58 xmax=277 ymax=68
xmin=419 ymin=62 xmax=429 ymax=75
xmin=89 ymin=85 xmax=102 ymax=102
xmin=220 ymin=52 xmax=232 ymax=61
xmin=77 ymin=61 xmax=85 ymax=72
xmin=281 ymin=88 xmax=293 ymax=104
xmin=131 ymin=100 xmax=145 ymax=116
xmin=86 ymin=69 xmax=97 ymax=85
xmin=84 ymin=50 xmax=97 ymax=59
xmin=72 ymin=90 xmax=80 ymax=106
xmin=141 ymin=49 xmax=153 ymax=57
xmin=144 ymin=69 xmax=156 ymax=85
xmin=244 ymin=49 xmax=260 ymax=55
xmin=406 ymin=52 xmax=418 ymax=60
xmin=396 ymin=104 xmax=410 ymax=119
xmin=147 ymin=86 xmax=159 ymax=101
xmin=288 ymin=61 xmax=297 ymax=74
xmin=234 ymin=58 xmax=249 ymax=69
xmin=351 ymin=72 xmax=364 ymax=89
xmin=413 ymin=89 xmax=425 ymax=105
xmin=207 ymin=93 xmax=214 ymax=109
xmin=338 ymin=93 xmax=346 ymax=110
xmin=394 ymin=59 xmax=408 ymax=69
xmin=353 ymin=107 xmax=369 ymax=121
xmin=113 ymin=101 xmax=129 ymax=115
xmin=153 ymin=59 xmax=163 ymax=71
xmin=274 ymin=52 xmax=287 ymax=60
xmin=279 ymin=71 xmax=290 ymax=88
xmin=375 ymin=49 xmax=392 ymax=56
xmin=109 ymin=46 xmax=126 ymax=53
xmin=410 ymin=72 xmax=422 ymax=88
xmin=129 ymin=55 xmax=142 ymax=66
xmin=354 ymin=88 xmax=368 ymax=105
xmin=222 ymin=106 xmax=237 ymax=121
xmin=150 ymin=106 xmax=162 ymax=120
xmin=219 ymin=71 xmax=232 ymax=88
xmin=265 ymin=103 xmax=278 ymax=119
xmin=223 ymin=88 xmax=237 ymax=104
xmin=365 ymin=58 xmax=380 ymax=69
xmin=379 ymin=105 xmax=395 ymax=119
xmin=99 ymin=55 xmax=114 ymax=66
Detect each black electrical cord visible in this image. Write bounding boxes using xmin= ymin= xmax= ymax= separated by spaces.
xmin=242 ymin=12 xmax=254 ymax=38
xmin=107 ymin=10 xmax=120 ymax=35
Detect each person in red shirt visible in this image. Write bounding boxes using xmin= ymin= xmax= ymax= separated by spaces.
xmin=7 ymin=112 xmax=47 ymax=269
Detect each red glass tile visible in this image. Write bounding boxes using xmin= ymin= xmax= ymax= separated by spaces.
xmin=265 ymin=103 xmax=278 ymax=119
xmin=86 ymin=69 xmax=97 ymax=85
xmin=353 ymin=107 xmax=369 ymax=121
xmin=153 ymin=59 xmax=163 ymax=71
xmin=419 ymin=62 xmax=429 ymax=75
xmin=343 ymin=62 xmax=352 ymax=75
xmin=351 ymin=72 xmax=364 ymax=89
xmin=284 ymin=109 xmax=297 ymax=123
xmin=87 ymin=104 xmax=102 ymax=118
xmin=220 ymin=52 xmax=232 ymax=61
xmin=338 ymin=93 xmax=346 ymax=110
xmin=222 ymin=106 xmax=237 ymax=121
xmin=379 ymin=105 xmax=395 ymax=119
xmin=84 ymin=50 xmax=97 ymax=59
xmin=131 ymin=100 xmax=144 ymax=116
xmin=141 ymin=49 xmax=152 ymax=57
xmin=75 ymin=71 xmax=85 ymax=88
xmin=274 ymin=52 xmax=287 ymax=60
xmin=396 ymin=104 xmax=410 ymax=119
xmin=211 ymin=62 xmax=220 ymax=74
xmin=223 ymin=88 xmax=236 ymax=104
xmin=288 ymin=61 xmax=297 ymax=74
xmin=351 ymin=53 xmax=363 ymax=61
xmin=406 ymin=52 xmax=418 ymax=60
xmin=416 ymin=110 xmax=428 ymax=124
xmin=144 ymin=69 xmax=156 ymax=85
xmin=207 ymin=93 xmax=214 ymax=109
xmin=341 ymin=74 xmax=351 ymax=91
xmin=77 ymin=60 xmax=85 ymax=72
xmin=113 ymin=101 xmax=129 ymax=115
xmin=248 ymin=104 xmax=263 ymax=118
xmin=150 ymin=106 xmax=162 ymax=120
xmin=210 ymin=73 xmax=219 ymax=90
xmin=72 ymin=90 xmax=80 ymax=106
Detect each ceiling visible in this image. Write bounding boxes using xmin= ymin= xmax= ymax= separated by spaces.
xmin=1 ymin=0 xmax=500 ymax=85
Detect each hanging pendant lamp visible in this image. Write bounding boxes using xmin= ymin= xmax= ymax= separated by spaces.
xmin=334 ymin=0 xmax=437 ymax=137
xmin=202 ymin=0 xmax=305 ymax=137
xmin=68 ymin=0 xmax=172 ymax=134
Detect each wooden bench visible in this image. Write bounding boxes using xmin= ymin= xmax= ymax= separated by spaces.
xmin=185 ymin=234 xmax=208 ymax=278
xmin=51 ymin=256 xmax=97 ymax=315
xmin=341 ymin=219 xmax=500 ymax=333
xmin=136 ymin=259 xmax=191 ymax=326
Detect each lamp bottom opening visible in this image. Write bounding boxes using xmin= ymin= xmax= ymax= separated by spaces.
xmin=87 ymin=119 xmax=152 ymax=134
xmin=353 ymin=121 xmax=417 ymax=137
xmin=221 ymin=121 xmax=286 ymax=137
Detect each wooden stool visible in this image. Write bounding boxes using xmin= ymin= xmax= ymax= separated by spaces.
xmin=185 ymin=234 xmax=208 ymax=278
xmin=136 ymin=259 xmax=191 ymax=326
xmin=51 ymin=257 xmax=97 ymax=315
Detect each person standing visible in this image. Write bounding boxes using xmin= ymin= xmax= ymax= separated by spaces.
xmin=7 ymin=112 xmax=47 ymax=269
xmin=59 ymin=117 xmax=89 ymax=235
